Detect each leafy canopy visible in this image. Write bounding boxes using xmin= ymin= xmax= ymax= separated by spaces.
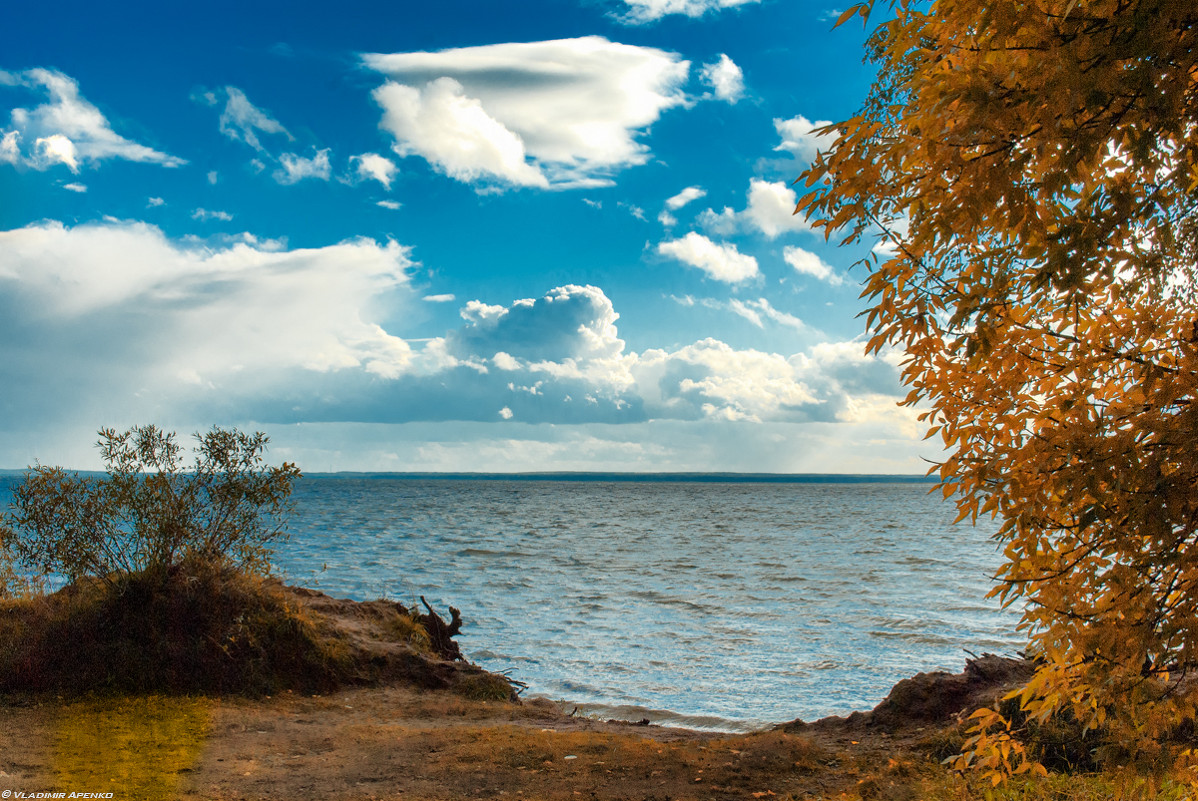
xmin=1 ymin=425 xmax=302 ymax=587
xmin=802 ymin=0 xmax=1198 ymax=776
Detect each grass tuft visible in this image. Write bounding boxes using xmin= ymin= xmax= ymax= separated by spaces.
xmin=1 ymin=561 xmax=354 ymax=696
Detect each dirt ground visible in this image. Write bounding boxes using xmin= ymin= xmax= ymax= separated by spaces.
xmin=0 ymin=584 xmax=1028 ymax=801
xmin=0 ymin=675 xmax=994 ymax=801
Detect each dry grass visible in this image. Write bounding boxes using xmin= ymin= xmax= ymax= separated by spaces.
xmin=0 ymin=562 xmax=441 ymax=698
xmin=55 ymin=695 xmax=210 ymax=801
xmin=2 ymin=680 xmax=1197 ymax=800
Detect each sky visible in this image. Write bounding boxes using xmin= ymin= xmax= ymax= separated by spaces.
xmin=0 ymin=0 xmax=931 ymax=474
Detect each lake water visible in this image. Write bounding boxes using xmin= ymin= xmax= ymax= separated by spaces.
xmin=0 ymin=472 xmax=1024 ymax=731
xmin=276 ymin=476 xmax=1024 ymax=731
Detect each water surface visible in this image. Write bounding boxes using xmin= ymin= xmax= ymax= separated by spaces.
xmin=278 ymin=477 xmax=1022 ymax=730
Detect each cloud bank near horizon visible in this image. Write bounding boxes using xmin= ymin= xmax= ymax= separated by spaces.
xmin=0 ymin=219 xmax=919 ymax=469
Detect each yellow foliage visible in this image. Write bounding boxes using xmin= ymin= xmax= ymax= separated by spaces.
xmin=803 ymin=0 xmax=1198 ymax=779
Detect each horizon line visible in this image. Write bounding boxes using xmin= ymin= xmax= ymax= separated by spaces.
xmin=0 ymin=468 xmax=937 ymax=482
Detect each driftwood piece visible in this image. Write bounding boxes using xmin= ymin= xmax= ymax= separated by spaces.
xmin=417 ymin=595 xmax=464 ymax=662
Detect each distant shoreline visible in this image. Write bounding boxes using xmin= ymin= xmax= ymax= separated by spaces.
xmin=0 ymin=469 xmax=938 ymax=484
xmin=295 ymin=472 xmax=938 ymax=484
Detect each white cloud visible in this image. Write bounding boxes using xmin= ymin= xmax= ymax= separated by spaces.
xmin=657 ymin=232 xmax=759 ymax=283
xmin=349 ymin=152 xmax=398 ymax=189
xmin=252 ymin=418 xmax=931 ymax=475
xmin=665 ymin=185 xmax=706 ymax=210
xmin=147 ymin=196 xmax=165 ymax=207
xmin=372 ymin=77 xmax=548 ymax=188
xmin=728 ymin=298 xmax=763 ymax=328
xmin=700 ymin=55 xmax=744 ymax=103
xmin=493 ymin=352 xmax=520 ymax=370
xmin=449 ymin=284 xmax=626 ymax=363
xmin=618 ymin=0 xmax=759 ymax=23
xmin=619 ymin=201 xmax=646 ymax=220
xmin=633 ymin=339 xmax=817 ymax=422
xmin=0 ymin=69 xmax=184 ymax=171
xmin=658 ymin=210 xmax=677 ymax=227
xmin=274 ymin=148 xmax=331 ymax=185
xmin=191 ymin=208 xmax=234 ymax=222
xmin=774 ymin=115 xmax=836 ymax=164
xmin=784 ymin=245 xmax=844 ymax=285
xmin=0 ymin=229 xmax=920 ymax=470
xmin=363 ymin=37 xmax=690 ymax=189
xmin=377 ymin=199 xmax=402 ymax=210
xmin=688 ymin=296 xmax=810 ymax=333
xmin=34 ymin=133 xmax=79 ymax=171
xmin=215 ymin=86 xmax=292 ymax=152
xmin=726 ymin=297 xmax=809 ymax=332
xmin=423 ymin=293 xmax=456 ymax=303
xmin=741 ymin=179 xmax=811 ymax=237
xmin=62 ymin=182 xmax=86 ymax=193
xmin=871 ymin=214 xmax=910 ymax=256
xmin=0 ymin=131 xmax=19 ymax=165
xmin=698 ymin=179 xmax=812 ymax=238
xmin=207 ymin=170 xmax=218 ymax=185
xmin=751 ymin=297 xmax=808 ymax=331
xmin=0 ymin=220 xmax=416 ymax=428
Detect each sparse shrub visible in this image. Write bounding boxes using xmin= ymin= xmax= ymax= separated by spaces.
xmin=0 ymin=426 xmax=509 ymax=701
xmin=0 ymin=424 xmax=301 ymax=586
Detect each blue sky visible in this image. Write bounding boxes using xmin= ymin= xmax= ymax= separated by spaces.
xmin=0 ymin=0 xmax=931 ymax=473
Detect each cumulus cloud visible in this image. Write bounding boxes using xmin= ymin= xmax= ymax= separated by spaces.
xmin=448 ymin=284 xmax=626 ymax=363
xmin=363 ymin=37 xmax=690 ymax=189
xmin=62 ymin=182 xmax=86 ymax=193
xmin=698 ymin=179 xmax=812 ymax=238
xmin=774 ymin=115 xmax=836 ymax=164
xmin=784 ymin=245 xmax=844 ymax=285
xmin=274 ymin=148 xmax=331 ymax=184
xmin=411 ymin=285 xmax=900 ymax=427
xmin=743 ymin=180 xmax=812 ymax=237
xmin=618 ymin=0 xmax=759 ymax=23
xmin=376 ymin=199 xmax=402 ymax=210
xmin=210 ymin=86 xmax=292 ymax=152
xmin=632 ymin=340 xmax=820 ymax=422
xmin=658 ymin=232 xmax=759 ymax=283
xmin=700 ymin=55 xmax=745 ymax=103
xmin=147 ymin=196 xmax=165 ymax=207
xmin=0 ymin=68 xmax=184 ymax=171
xmin=0 ymin=226 xmax=914 ymax=466
xmin=372 ymin=77 xmax=548 ymax=188
xmin=665 ymin=185 xmax=706 ymax=210
xmin=349 ymin=152 xmax=398 ymax=189
xmin=0 ymin=220 xmax=416 ymax=429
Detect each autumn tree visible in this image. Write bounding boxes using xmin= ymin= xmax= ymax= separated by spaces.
xmin=800 ymin=0 xmax=1198 ymax=775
